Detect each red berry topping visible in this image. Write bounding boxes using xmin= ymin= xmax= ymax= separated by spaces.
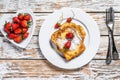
xmin=66 ymin=17 xmax=72 ymax=23
xmin=64 ymin=41 xmax=71 ymax=49
xmin=54 ymin=23 xmax=60 ymax=29
xmin=66 ymin=32 xmax=74 ymax=40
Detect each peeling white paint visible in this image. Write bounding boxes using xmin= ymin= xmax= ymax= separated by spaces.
xmin=0 ymin=62 xmax=19 ymax=79
xmin=3 ymin=77 xmax=75 ymax=80
xmin=0 ymin=0 xmax=120 ymax=79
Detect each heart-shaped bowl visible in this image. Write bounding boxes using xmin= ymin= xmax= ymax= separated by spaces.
xmin=0 ymin=9 xmax=36 ymax=48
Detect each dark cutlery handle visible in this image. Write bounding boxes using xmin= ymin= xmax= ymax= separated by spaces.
xmin=106 ymin=31 xmax=112 ymax=65
xmin=111 ymin=31 xmax=119 ymax=60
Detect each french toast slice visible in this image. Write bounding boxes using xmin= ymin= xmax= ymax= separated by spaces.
xmin=51 ymin=22 xmax=86 ymax=61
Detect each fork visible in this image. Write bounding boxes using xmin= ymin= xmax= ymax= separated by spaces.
xmin=106 ymin=7 xmax=119 ymax=65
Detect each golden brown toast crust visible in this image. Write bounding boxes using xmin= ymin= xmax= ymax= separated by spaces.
xmin=51 ymin=22 xmax=86 ymax=61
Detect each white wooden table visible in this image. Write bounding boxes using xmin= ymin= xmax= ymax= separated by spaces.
xmin=0 ymin=0 xmax=120 ymax=80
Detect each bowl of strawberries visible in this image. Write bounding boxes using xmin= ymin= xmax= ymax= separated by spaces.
xmin=0 ymin=9 xmax=36 ymax=48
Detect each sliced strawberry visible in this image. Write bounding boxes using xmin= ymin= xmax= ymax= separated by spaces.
xmin=66 ymin=32 xmax=74 ymax=40
xmin=13 ymin=17 xmax=20 ymax=23
xmin=7 ymin=33 xmax=18 ymax=39
xmin=13 ymin=35 xmax=22 ymax=43
xmin=64 ymin=41 xmax=71 ymax=49
xmin=11 ymin=23 xmax=19 ymax=31
xmin=23 ymin=32 xmax=29 ymax=39
xmin=54 ymin=22 xmax=60 ymax=29
xmin=66 ymin=17 xmax=72 ymax=23
xmin=24 ymin=14 xmax=31 ymax=21
xmin=18 ymin=13 xmax=24 ymax=20
xmin=22 ymin=28 xmax=28 ymax=33
xmin=14 ymin=28 xmax=22 ymax=34
xmin=20 ymin=20 xmax=27 ymax=28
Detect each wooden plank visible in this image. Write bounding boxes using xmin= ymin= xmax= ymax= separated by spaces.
xmin=0 ymin=0 xmax=120 ymax=12
xmin=1 ymin=12 xmax=120 ymax=36
xmin=0 ymin=36 xmax=120 ymax=59
xmin=0 ymin=37 xmax=42 ymax=59
xmin=0 ymin=60 xmax=119 ymax=79
xmin=96 ymin=36 xmax=120 ymax=59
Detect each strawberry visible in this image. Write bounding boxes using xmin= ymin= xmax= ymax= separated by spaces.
xmin=66 ymin=32 xmax=74 ymax=40
xmin=22 ymin=28 xmax=28 ymax=33
xmin=4 ymin=22 xmax=11 ymax=33
xmin=20 ymin=20 xmax=28 ymax=28
xmin=23 ymin=32 xmax=29 ymax=39
xmin=54 ymin=22 xmax=60 ymax=29
xmin=24 ymin=14 xmax=31 ymax=21
xmin=4 ymin=28 xmax=11 ymax=33
xmin=11 ymin=23 xmax=19 ymax=31
xmin=13 ymin=35 xmax=22 ymax=43
xmin=14 ymin=28 xmax=22 ymax=34
xmin=13 ymin=17 xmax=20 ymax=23
xmin=18 ymin=13 xmax=24 ymax=20
xmin=64 ymin=41 xmax=71 ymax=49
xmin=4 ymin=22 xmax=11 ymax=28
xmin=66 ymin=17 xmax=72 ymax=23
xmin=7 ymin=33 xmax=18 ymax=39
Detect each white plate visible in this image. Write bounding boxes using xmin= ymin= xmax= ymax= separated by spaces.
xmin=39 ymin=8 xmax=100 ymax=69
xmin=0 ymin=9 xmax=36 ymax=48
